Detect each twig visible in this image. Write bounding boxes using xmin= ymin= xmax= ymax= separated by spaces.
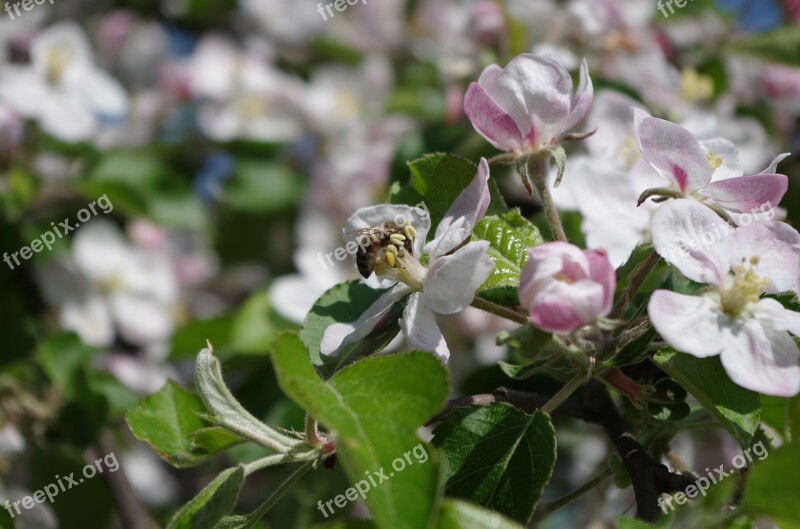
xmin=610 ymin=251 xmax=661 ymax=320
xmin=94 ymin=430 xmax=159 ymax=529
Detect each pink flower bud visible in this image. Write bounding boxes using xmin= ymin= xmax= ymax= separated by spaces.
xmin=519 ymin=242 xmax=616 ymax=334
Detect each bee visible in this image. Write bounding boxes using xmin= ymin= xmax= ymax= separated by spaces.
xmin=349 ymin=221 xmax=416 ymax=278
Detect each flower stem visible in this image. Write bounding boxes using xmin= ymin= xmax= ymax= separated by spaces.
xmin=527 ymin=154 xmax=567 ymax=242
xmin=471 ymin=296 xmax=529 ymax=325
xmin=541 ymin=372 xmax=585 ymax=415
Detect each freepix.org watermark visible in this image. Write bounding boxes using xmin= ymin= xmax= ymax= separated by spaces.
xmin=316 ymin=0 xmax=368 ymax=21
xmin=4 ymin=452 xmax=119 ymax=519
xmin=3 ymin=194 xmax=114 ymax=270
xmin=658 ymin=441 xmax=768 ymax=514
xmin=657 ymin=0 xmax=698 ymax=18
xmin=4 ymin=0 xmax=55 ymax=20
xmin=660 ymin=201 xmax=776 ymax=264
xmin=317 ymin=443 xmax=429 ymax=518
xmin=317 ymin=201 xmax=430 ymax=270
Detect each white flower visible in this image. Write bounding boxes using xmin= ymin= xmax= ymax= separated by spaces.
xmin=649 ymin=199 xmax=800 ymax=396
xmin=320 ymin=159 xmax=495 ymax=361
xmin=0 ymin=22 xmax=129 ymax=142
xmin=36 ymin=220 xmax=179 ymax=348
xmin=189 ymin=35 xmax=303 ymax=143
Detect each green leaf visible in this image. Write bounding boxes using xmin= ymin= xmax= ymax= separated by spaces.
xmin=300 ymin=281 xmax=403 ymax=378
xmin=190 ymin=427 xmax=245 ymax=458
xmin=433 ymin=404 xmax=556 ymax=523
xmin=403 ymin=153 xmax=506 ymax=232
xmin=472 ymin=210 xmax=543 ymax=291
xmin=35 ymin=332 xmax=95 ymax=398
xmin=126 ymin=381 xmax=227 ymax=467
xmin=653 ymin=349 xmax=760 ymax=448
xmin=223 ymin=161 xmax=303 ymax=213
xmin=435 ymin=499 xmax=526 ymax=529
xmin=272 ymin=334 xmax=448 ymax=529
xmin=742 ymin=442 xmax=800 ymax=523
xmin=730 ymin=27 xmax=800 ymax=66
xmin=167 ymin=466 xmax=245 ymax=529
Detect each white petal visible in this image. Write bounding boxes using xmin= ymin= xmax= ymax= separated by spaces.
xmin=60 ymin=295 xmax=114 ymax=347
xmin=426 ymin=158 xmax=490 ymax=257
xmin=729 ymin=222 xmax=800 ymax=294
xmin=400 ymin=294 xmax=450 ymax=362
xmin=650 ymin=199 xmax=733 ymax=287
xmin=320 ymin=285 xmax=411 ymax=356
xmin=72 ymin=219 xmax=131 ymax=281
xmin=754 ymin=298 xmax=800 ymax=337
xmin=701 ymin=138 xmax=743 ymax=181
xmin=110 ymin=293 xmax=175 ymax=345
xmin=648 ymin=290 xmax=726 ymax=358
xmin=758 ymin=153 xmax=791 ymax=175
xmin=423 ymin=241 xmax=495 ymax=314
xmin=720 ymin=319 xmax=800 ymax=397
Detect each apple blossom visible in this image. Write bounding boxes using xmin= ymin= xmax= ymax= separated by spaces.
xmin=320 ymin=159 xmax=495 ymax=361
xmin=464 ymin=53 xmax=593 ymax=155
xmin=519 ymin=242 xmax=616 ymax=334
xmin=36 ymin=220 xmax=180 ymax=348
xmin=633 ymin=109 xmax=790 ymax=220
xmin=0 ymin=22 xmax=129 ymax=142
xmin=649 ymin=200 xmax=800 ymax=396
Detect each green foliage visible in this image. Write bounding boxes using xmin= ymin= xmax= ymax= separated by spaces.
xmin=472 ymin=211 xmax=543 ymax=291
xmin=273 ymin=334 xmax=448 ymax=529
xmin=433 ymin=404 xmax=556 ymax=523
xmin=300 ymin=281 xmax=403 ymax=377
xmin=126 ymin=381 xmax=240 ymax=467
xmin=654 ymin=349 xmax=761 ymax=448
xmin=743 ymin=442 xmax=800 ymax=524
xmin=730 ymin=27 xmax=800 ymax=66
xmin=167 ymin=466 xmax=245 ymax=529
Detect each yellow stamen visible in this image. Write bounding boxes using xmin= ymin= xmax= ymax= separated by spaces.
xmin=389 ymin=233 xmax=406 ymax=245
xmin=707 ymin=152 xmax=723 ymax=171
xmin=384 ymin=251 xmax=396 ymax=268
xmin=404 ymin=225 xmax=417 ymax=240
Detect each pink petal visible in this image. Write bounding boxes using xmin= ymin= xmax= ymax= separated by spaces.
xmin=634 ymin=113 xmax=711 ymax=192
xmin=559 ymin=58 xmax=594 ymax=135
xmin=755 ymin=298 xmax=800 ymax=337
xmin=488 ymin=54 xmax=573 ymax=146
xmin=648 ymin=290 xmax=726 ymax=358
xmin=519 ymin=242 xmax=590 ymax=308
xmin=464 ymin=82 xmax=525 ymax=152
xmin=700 ymin=174 xmax=788 ymax=214
xmin=584 ymin=248 xmax=616 ymax=313
xmin=528 ymin=279 xmax=606 ymax=334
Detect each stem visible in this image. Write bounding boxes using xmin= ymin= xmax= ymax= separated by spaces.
xmin=471 ymin=296 xmax=529 ymax=325
xmin=243 ymin=451 xmax=319 ymax=476
xmin=610 ymin=250 xmax=661 ymax=320
xmin=528 ymin=155 xmax=567 ymax=242
xmin=94 ymin=430 xmax=158 ymax=529
xmin=533 ymin=467 xmax=613 ymax=521
xmin=542 ymin=372 xmax=585 ymax=415
xmin=239 ymin=461 xmax=314 ymax=527
xmin=304 ymin=415 xmax=321 ymax=447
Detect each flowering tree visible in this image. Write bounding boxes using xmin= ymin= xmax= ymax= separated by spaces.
xmin=2 ymin=2 xmax=800 ymax=529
